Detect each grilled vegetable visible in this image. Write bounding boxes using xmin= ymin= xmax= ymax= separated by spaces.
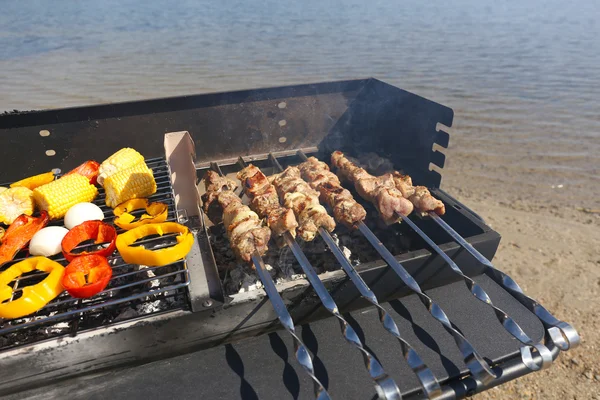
xmin=0 ymin=212 xmax=49 ymax=266
xmin=10 ymin=171 xmax=55 ymax=190
xmin=104 ymin=161 xmax=156 ymax=208
xmin=29 ymin=226 xmax=70 ymax=257
xmin=61 ymin=220 xmax=117 ymax=262
xmin=0 ymin=227 xmax=4 ymax=242
xmin=0 ymin=187 xmax=7 ymax=194
xmin=62 ymin=255 xmax=112 ymax=298
xmin=113 ymin=198 xmax=168 ymax=230
xmin=97 ymin=148 xmax=145 ymax=186
xmin=33 ymin=174 xmax=98 ymax=220
xmin=0 ymin=257 xmax=64 ymax=319
xmin=64 ymin=160 xmax=100 ymax=185
xmin=116 ymin=222 xmax=194 ymax=266
xmin=0 ymin=187 xmax=35 ymax=225
xmin=64 ymin=202 xmax=104 ymax=229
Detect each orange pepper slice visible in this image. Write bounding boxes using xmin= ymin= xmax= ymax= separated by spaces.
xmin=10 ymin=171 xmax=55 ymax=190
xmin=113 ymin=198 xmax=168 ymax=230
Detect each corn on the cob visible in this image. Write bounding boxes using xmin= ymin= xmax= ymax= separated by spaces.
xmin=0 ymin=187 xmax=35 ymax=225
xmin=97 ymin=148 xmax=145 ymax=186
xmin=33 ymin=174 xmax=99 ymax=220
xmin=104 ymin=162 xmax=156 ymax=208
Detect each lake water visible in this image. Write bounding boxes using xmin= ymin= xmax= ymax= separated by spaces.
xmin=0 ymin=0 xmax=598 ymax=205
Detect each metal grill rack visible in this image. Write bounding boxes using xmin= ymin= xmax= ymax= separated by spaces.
xmin=0 ymin=158 xmax=190 ymax=349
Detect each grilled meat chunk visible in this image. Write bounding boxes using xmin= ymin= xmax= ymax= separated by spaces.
xmin=331 ymin=151 xmax=414 ymax=224
xmin=201 ymin=170 xmax=270 ymax=262
xmin=408 ymin=186 xmax=445 ymax=216
xmin=356 ymin=154 xmax=446 ymax=216
xmin=271 ymin=166 xmax=335 ymax=241
xmin=237 ymin=164 xmax=298 ymax=239
xmin=298 ymin=156 xmax=366 ymax=228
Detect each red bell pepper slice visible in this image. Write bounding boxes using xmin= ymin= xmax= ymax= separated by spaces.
xmin=62 ymin=255 xmax=112 ymax=298
xmin=0 ymin=212 xmax=49 ymax=266
xmin=64 ymin=161 xmax=100 ymax=185
xmin=61 ymin=220 xmax=117 ymax=262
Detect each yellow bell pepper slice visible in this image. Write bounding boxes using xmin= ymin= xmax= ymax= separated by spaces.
xmin=116 ymin=222 xmax=194 ymax=266
xmin=10 ymin=171 xmax=55 ymax=190
xmin=113 ymin=198 xmax=168 ymax=230
xmin=0 ymin=256 xmax=64 ymax=319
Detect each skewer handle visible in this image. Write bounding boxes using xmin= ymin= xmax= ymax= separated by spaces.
xmin=251 ymin=253 xmax=331 ymax=400
xmin=400 ymin=214 xmax=552 ymax=370
xmin=429 ymin=212 xmax=580 ymax=351
xmin=357 ymin=221 xmax=497 ymax=385
xmin=318 ymin=228 xmax=442 ymax=399
xmin=282 ymin=233 xmax=402 ymax=400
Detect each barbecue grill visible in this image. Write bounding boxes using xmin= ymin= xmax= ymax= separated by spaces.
xmin=0 ymin=79 xmax=578 ymax=399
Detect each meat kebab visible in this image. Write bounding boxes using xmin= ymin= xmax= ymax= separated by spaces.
xmin=201 ymin=170 xmax=270 ymax=262
xmin=330 ymin=151 xmax=413 ymax=224
xmin=359 ymin=153 xmax=445 ymax=216
xmin=297 ymin=156 xmax=366 ymax=228
xmin=236 ymin=164 xmax=298 ymax=241
xmin=269 ymin=166 xmax=335 ymax=241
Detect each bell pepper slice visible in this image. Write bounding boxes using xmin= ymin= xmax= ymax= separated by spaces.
xmin=0 ymin=256 xmax=64 ymax=319
xmin=10 ymin=171 xmax=55 ymax=190
xmin=64 ymin=161 xmax=100 ymax=185
xmin=0 ymin=212 xmax=49 ymax=266
xmin=116 ymin=222 xmax=194 ymax=266
xmin=113 ymin=198 xmax=168 ymax=230
xmin=61 ymin=220 xmax=117 ymax=262
xmin=62 ymin=255 xmax=112 ymax=298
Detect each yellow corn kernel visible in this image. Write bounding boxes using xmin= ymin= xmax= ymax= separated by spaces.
xmin=104 ymin=162 xmax=156 ymax=208
xmin=98 ymin=148 xmax=145 ymax=186
xmin=33 ymin=174 xmax=99 ymax=220
xmin=0 ymin=187 xmax=35 ymax=225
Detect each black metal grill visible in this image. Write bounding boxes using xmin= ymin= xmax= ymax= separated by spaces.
xmin=0 ymin=158 xmax=190 ymax=349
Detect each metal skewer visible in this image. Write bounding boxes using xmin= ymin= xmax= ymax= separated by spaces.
xmin=210 ymin=163 xmax=330 ymax=400
xmin=428 ymin=211 xmax=580 ymax=351
xmin=266 ymin=155 xmax=402 ymax=400
xmin=397 ymin=213 xmax=552 ymax=370
xmin=293 ymin=151 xmax=442 ymax=398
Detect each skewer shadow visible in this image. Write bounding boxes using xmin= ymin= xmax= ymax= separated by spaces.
xmin=388 ymin=299 xmax=460 ymax=377
xmin=300 ymin=324 xmax=330 ymax=389
xmin=343 ymin=312 xmax=383 ymax=365
xmin=267 ymin=332 xmax=301 ymax=399
xmin=224 ymin=344 xmax=259 ymax=400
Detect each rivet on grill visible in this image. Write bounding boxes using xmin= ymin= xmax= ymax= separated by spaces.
xmin=277 ymin=102 xmax=286 ymax=109
xmin=39 ymin=130 xmax=50 ymax=137
xmin=52 ymin=168 xmax=61 ymax=175
xmin=278 ymin=137 xmax=287 ymax=143
xmin=278 ymin=120 xmax=287 ymax=127
xmin=45 ymin=150 xmax=56 ymax=156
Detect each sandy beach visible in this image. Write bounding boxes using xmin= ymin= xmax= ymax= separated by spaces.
xmin=442 ymin=131 xmax=600 ymax=399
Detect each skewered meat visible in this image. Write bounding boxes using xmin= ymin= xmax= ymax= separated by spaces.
xmin=271 ymin=166 xmax=335 ymax=241
xmin=201 ymin=170 xmax=270 ymax=262
xmin=237 ymin=164 xmax=298 ymax=239
xmin=358 ymin=154 xmax=446 ymax=216
xmin=298 ymin=156 xmax=366 ymax=228
xmin=331 ymin=151 xmax=413 ymax=224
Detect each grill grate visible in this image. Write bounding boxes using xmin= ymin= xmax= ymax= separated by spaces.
xmin=0 ymin=158 xmax=190 ymax=349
